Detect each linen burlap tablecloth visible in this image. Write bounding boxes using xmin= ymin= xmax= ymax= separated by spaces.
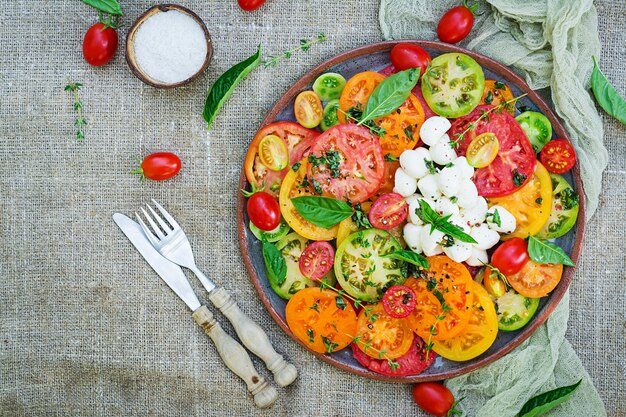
xmin=0 ymin=1 xmax=624 ymax=416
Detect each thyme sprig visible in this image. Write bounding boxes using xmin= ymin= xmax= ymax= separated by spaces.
xmin=263 ymin=33 xmax=327 ymax=68
xmin=450 ymin=93 xmax=529 ymax=149
xmin=420 ymin=276 xmax=455 ymax=361
xmin=349 ymin=334 xmax=400 ymax=370
xmin=64 ymin=79 xmax=86 ymax=141
xmin=319 ymin=280 xmax=367 ymax=309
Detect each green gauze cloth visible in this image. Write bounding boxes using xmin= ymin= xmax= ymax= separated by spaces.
xmin=379 ymin=0 xmax=608 ymax=416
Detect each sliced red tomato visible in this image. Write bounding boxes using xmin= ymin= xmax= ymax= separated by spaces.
xmin=449 ymin=105 xmax=536 ymax=197
xmin=244 ymin=122 xmax=320 ymax=197
xmin=306 ymin=124 xmax=385 ymax=203
xmin=507 ymin=259 xmax=563 ymax=298
xmin=356 ymin=303 xmax=414 ymax=359
xmin=540 ymin=138 xmax=577 ymax=174
xmin=299 ymin=241 xmax=334 ymax=280
xmin=382 ymin=285 xmax=417 ymax=318
xmin=368 ymin=192 xmax=408 ymax=230
xmin=351 ymin=336 xmax=435 ymax=376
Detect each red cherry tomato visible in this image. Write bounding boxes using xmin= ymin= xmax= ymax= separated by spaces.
xmin=490 ymin=238 xmax=530 ymax=276
xmin=412 ymin=382 xmax=459 ymax=417
xmin=389 ymin=43 xmax=431 ymax=77
xmin=134 ymin=152 xmax=182 ymax=181
xmin=539 ymin=138 xmax=577 ymax=174
xmin=368 ymin=192 xmax=408 ymax=230
xmin=247 ymin=191 xmax=280 ymax=231
xmin=237 ymin=0 xmax=267 ymax=11
xmin=382 ymin=285 xmax=416 ymax=318
xmin=83 ymin=23 xmax=118 ymax=66
xmin=437 ymin=1 xmax=478 ymax=44
xmin=299 ymin=241 xmax=334 ymax=280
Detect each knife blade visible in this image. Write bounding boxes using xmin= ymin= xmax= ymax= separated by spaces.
xmin=113 ymin=213 xmax=201 ymax=311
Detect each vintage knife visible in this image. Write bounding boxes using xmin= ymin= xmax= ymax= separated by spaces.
xmin=112 ymin=213 xmax=277 ymax=408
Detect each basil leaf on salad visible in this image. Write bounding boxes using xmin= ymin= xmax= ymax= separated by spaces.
xmin=81 ymin=0 xmax=123 ymax=15
xmin=591 ymin=56 xmax=626 ymax=125
xmin=527 ymin=235 xmax=575 ymax=266
xmin=261 ymin=239 xmax=287 ymax=286
xmin=416 ymin=200 xmax=477 ymax=244
xmin=291 ymin=196 xmax=352 ymax=229
xmin=203 ymin=45 xmax=261 ymax=129
xmin=359 ymin=68 xmax=419 ymax=125
xmin=517 ymin=379 xmax=582 ymax=417
xmin=382 ymin=250 xmax=429 ymax=269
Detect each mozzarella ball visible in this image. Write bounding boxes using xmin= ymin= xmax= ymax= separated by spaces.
xmin=435 ymin=197 xmax=460 ymax=217
xmin=420 ymin=227 xmax=444 ymax=256
xmin=443 ymin=241 xmax=473 ymax=263
xmin=403 ymin=223 xmax=423 ymax=253
xmin=399 ymin=148 xmax=431 ymax=179
xmin=470 ymin=223 xmax=500 ymax=250
xmin=420 ymin=117 xmax=451 ymax=146
xmin=438 ymin=165 xmax=461 ymax=198
xmin=449 ymin=213 xmax=471 ymax=233
xmin=454 ymin=156 xmax=474 ymax=179
xmin=417 ymin=174 xmax=441 ymax=200
xmin=486 ymin=205 xmax=517 ymax=234
xmin=462 ymin=197 xmax=488 ymax=225
xmin=456 ymin=180 xmax=479 ymax=208
xmin=404 ymin=194 xmax=420 ymax=206
xmin=429 ymin=137 xmax=457 ymax=165
xmin=394 ymin=168 xmax=418 ymax=197
xmin=466 ymin=248 xmax=488 ymax=267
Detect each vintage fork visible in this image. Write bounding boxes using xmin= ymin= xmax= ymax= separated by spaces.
xmin=137 ymin=200 xmax=297 ymax=387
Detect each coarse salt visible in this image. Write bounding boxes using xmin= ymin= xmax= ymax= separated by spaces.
xmin=133 ymin=10 xmax=208 ymax=84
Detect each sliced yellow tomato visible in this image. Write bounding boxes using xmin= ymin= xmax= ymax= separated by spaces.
xmin=466 ymin=132 xmax=499 ymax=168
xmin=487 ymin=161 xmax=552 ymax=240
xmin=432 ymin=281 xmax=498 ymax=361
xmin=279 ymin=160 xmax=338 ymax=241
xmin=258 ymin=134 xmax=289 ymax=171
xmin=294 ymin=91 xmax=323 ymax=128
xmin=336 ymin=202 xmax=372 ymax=247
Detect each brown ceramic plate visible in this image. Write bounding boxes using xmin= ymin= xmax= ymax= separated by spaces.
xmin=237 ymin=41 xmax=585 ymax=382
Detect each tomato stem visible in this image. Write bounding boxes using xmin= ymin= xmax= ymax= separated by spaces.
xmin=447 ymin=396 xmax=464 ymax=416
xmin=240 ymin=182 xmax=265 ymax=197
xmin=463 ymin=0 xmax=482 ymax=16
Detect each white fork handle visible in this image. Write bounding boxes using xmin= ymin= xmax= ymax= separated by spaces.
xmin=192 ymin=305 xmax=278 ymax=408
xmin=208 ymin=287 xmax=298 ymax=387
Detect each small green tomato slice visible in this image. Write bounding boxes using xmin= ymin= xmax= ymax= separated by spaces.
xmin=249 ymin=218 xmax=290 ymax=242
xmin=334 ymin=229 xmax=407 ymax=302
xmin=320 ymin=99 xmax=340 ymax=131
xmin=495 ymin=290 xmax=539 ymax=331
xmin=536 ymin=173 xmax=579 ymax=239
xmin=313 ymin=73 xmax=347 ymax=101
xmin=466 ymin=132 xmax=499 ymax=168
xmin=516 ymin=111 xmax=553 ymax=153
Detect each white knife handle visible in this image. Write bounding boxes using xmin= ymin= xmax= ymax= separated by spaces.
xmin=209 ymin=287 xmax=298 ymax=387
xmin=192 ymin=305 xmax=278 ymax=408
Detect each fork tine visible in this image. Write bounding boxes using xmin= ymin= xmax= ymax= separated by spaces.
xmin=147 ymin=204 xmax=171 ymax=233
xmin=151 ymin=199 xmax=181 ymax=230
xmin=141 ymin=207 xmax=166 ymax=240
xmin=136 ymin=212 xmax=160 ymax=245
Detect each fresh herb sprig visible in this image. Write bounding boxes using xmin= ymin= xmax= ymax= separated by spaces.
xmin=263 ymin=33 xmax=327 ymax=68
xmin=65 ymin=80 xmax=86 ymax=141
xmin=415 ymin=199 xmax=477 ymax=244
xmin=350 ymin=334 xmax=400 ymax=370
xmin=339 ymin=106 xmax=386 ymax=137
xmin=422 ymin=276 xmax=453 ymax=360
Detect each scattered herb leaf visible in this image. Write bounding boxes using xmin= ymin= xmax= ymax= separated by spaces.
xmin=382 ymin=250 xmax=429 ymax=269
xmin=416 ymin=200 xmax=477 ymax=244
xmin=264 ymin=33 xmax=327 ymax=68
xmin=591 ymin=56 xmax=626 ymax=124
xmin=81 ymin=0 xmax=123 ymax=15
xmin=512 ymin=169 xmax=527 ymax=187
xmin=358 ymin=68 xmax=419 ymax=125
xmin=527 ymin=235 xmax=575 ymax=266
xmin=65 ymin=80 xmax=86 ymax=141
xmin=261 ymin=239 xmax=287 ymax=287
xmin=518 ymin=379 xmax=582 ymax=417
xmin=291 ymin=196 xmax=352 ymax=229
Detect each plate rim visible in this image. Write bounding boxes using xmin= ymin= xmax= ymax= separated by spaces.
xmin=237 ymin=40 xmax=586 ymax=382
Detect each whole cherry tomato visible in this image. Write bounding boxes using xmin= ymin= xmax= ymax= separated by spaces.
xmin=437 ymin=0 xmax=479 ymax=44
xmin=247 ymin=191 xmax=280 ymax=231
xmin=132 ymin=152 xmax=182 ymax=182
xmin=237 ymin=0 xmax=267 ymax=11
xmin=490 ymin=238 xmax=530 ymax=276
xmin=389 ymin=43 xmax=431 ymax=77
xmin=412 ymin=382 xmax=461 ymax=416
xmin=83 ymin=22 xmax=118 ymax=66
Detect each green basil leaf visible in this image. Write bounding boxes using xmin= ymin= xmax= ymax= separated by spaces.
xmin=527 ymin=235 xmax=575 ymax=266
xmin=261 ymin=239 xmax=286 ymax=287
xmin=360 ymin=68 xmax=419 ymax=124
xmin=518 ymin=379 xmax=582 ymax=417
xmin=417 ymin=200 xmax=477 ymax=244
xmin=591 ymin=57 xmax=626 ymax=125
xmin=81 ymin=0 xmax=123 ymax=15
xmin=291 ymin=196 xmax=352 ymax=229
xmin=203 ymin=45 xmax=261 ymax=129
xmin=382 ymin=250 xmax=429 ymax=269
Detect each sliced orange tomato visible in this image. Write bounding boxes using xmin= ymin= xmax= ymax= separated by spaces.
xmin=466 ymin=132 xmax=499 ymax=168
xmin=431 ymin=281 xmax=499 ymax=361
xmin=338 ymin=71 xmax=385 ymax=124
xmin=480 ymin=80 xmax=515 ymax=114
xmin=294 ymin=91 xmax=323 ymax=128
xmin=279 ymin=160 xmax=338 ymax=241
xmin=507 ymin=259 xmax=563 ymax=298
xmin=356 ymin=303 xmax=414 ymax=359
xmin=286 ymin=288 xmax=358 ymax=354
xmin=373 ymin=160 xmax=400 ymax=200
xmin=487 ymin=161 xmax=552 ymax=240
xmin=258 ymin=134 xmax=289 ymax=171
xmin=404 ymin=256 xmax=474 ymax=341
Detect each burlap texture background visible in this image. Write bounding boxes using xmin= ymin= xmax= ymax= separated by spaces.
xmin=0 ymin=1 xmax=624 ymax=416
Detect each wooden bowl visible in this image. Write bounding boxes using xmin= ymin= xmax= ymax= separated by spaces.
xmin=125 ymin=4 xmax=213 ymax=89
xmin=237 ymin=40 xmax=586 ymax=382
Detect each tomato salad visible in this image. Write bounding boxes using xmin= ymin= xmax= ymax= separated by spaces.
xmin=243 ymin=45 xmax=579 ymax=375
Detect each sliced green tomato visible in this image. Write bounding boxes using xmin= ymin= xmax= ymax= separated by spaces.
xmin=312 ymin=73 xmax=347 ymax=101
xmin=249 ymin=218 xmax=290 ymax=242
xmin=271 ymin=232 xmax=336 ymax=299
xmin=466 ymin=132 xmax=499 ymax=168
xmin=421 ymin=53 xmax=485 ymax=118
xmin=495 ymin=290 xmax=539 ymax=331
xmin=334 ymin=229 xmax=406 ymax=302
xmin=516 ymin=111 xmax=553 ymax=153
xmin=258 ymin=134 xmax=289 ymax=171
xmin=536 ymin=173 xmax=579 ymax=239
xmin=320 ymin=99 xmax=340 ymax=131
